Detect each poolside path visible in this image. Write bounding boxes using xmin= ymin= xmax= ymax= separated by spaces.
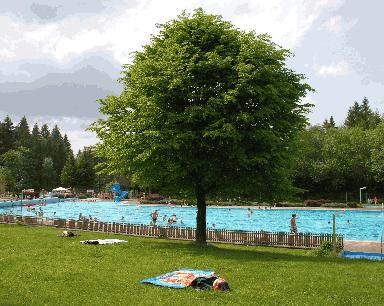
xmin=344 ymin=240 xmax=382 ymax=253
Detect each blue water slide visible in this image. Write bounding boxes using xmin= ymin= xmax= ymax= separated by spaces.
xmin=110 ymin=184 xmax=128 ymax=202
xmin=111 ymin=183 xmax=122 ymax=194
xmin=114 ymin=191 xmax=128 ymax=202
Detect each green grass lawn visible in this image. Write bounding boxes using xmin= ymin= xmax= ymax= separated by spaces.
xmin=0 ymin=224 xmax=383 ymax=306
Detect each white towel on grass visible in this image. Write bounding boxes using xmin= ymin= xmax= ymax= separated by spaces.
xmin=80 ymin=239 xmax=127 ymax=245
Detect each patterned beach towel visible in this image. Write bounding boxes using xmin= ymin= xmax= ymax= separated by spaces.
xmin=141 ymin=268 xmax=215 ymax=288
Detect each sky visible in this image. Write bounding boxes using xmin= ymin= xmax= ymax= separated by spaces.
xmin=0 ymin=0 xmax=383 ymax=152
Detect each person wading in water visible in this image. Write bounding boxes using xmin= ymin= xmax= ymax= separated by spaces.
xmin=150 ymin=210 xmax=158 ymax=225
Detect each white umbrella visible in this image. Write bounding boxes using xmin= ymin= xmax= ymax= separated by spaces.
xmin=52 ymin=187 xmax=69 ymax=192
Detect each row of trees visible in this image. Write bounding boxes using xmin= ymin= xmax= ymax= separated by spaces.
xmin=0 ymin=116 xmax=96 ymax=193
xmin=293 ymin=97 xmax=384 ymax=200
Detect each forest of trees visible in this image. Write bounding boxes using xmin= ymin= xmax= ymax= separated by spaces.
xmin=293 ymin=97 xmax=384 ymax=201
xmin=0 ymin=116 xmax=97 ymax=193
xmin=1 ymin=96 xmax=383 ymax=202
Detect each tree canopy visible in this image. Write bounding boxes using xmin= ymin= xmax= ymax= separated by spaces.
xmin=92 ymin=9 xmax=312 ymax=243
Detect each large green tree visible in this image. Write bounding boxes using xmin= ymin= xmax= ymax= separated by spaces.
xmin=0 ymin=166 xmax=15 ymax=193
xmin=293 ymin=125 xmax=378 ymax=200
xmin=0 ymin=147 xmax=34 ymax=191
xmin=91 ymin=10 xmax=312 ymax=243
xmin=15 ymin=116 xmax=31 ymax=147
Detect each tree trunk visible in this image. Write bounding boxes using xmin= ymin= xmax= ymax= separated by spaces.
xmin=195 ymin=185 xmax=207 ymax=244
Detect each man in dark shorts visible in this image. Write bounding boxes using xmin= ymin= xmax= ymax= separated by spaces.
xmin=151 ymin=210 xmax=158 ymax=225
xmin=290 ymin=214 xmax=297 ymax=233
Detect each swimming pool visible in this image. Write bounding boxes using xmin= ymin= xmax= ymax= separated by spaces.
xmin=1 ymin=201 xmax=384 ymax=241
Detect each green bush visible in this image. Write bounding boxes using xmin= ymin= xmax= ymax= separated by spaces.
xmin=314 ymin=241 xmax=333 ymax=256
xmin=314 ymin=240 xmax=342 ymax=256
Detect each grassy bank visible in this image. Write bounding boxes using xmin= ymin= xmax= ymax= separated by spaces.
xmin=0 ymin=224 xmax=382 ymax=306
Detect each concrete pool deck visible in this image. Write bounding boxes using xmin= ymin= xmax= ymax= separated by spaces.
xmin=344 ymin=240 xmax=382 ymax=253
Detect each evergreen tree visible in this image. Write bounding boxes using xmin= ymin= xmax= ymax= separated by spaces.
xmin=60 ymin=152 xmax=76 ymax=188
xmin=40 ymin=124 xmax=50 ymax=138
xmin=15 ymin=116 xmax=31 ymax=147
xmin=31 ymin=123 xmax=40 ymax=138
xmin=360 ymin=97 xmax=381 ymax=129
xmin=40 ymin=124 xmax=51 ymax=160
xmin=344 ymin=97 xmax=381 ymax=129
xmin=75 ymin=148 xmax=95 ymax=191
xmin=323 ymin=116 xmax=336 ymax=129
xmin=0 ymin=117 xmax=76 ymax=192
xmin=63 ymin=134 xmax=72 ymax=155
xmin=30 ymin=123 xmax=44 ymax=190
xmin=0 ymin=116 xmax=15 ymax=154
xmin=329 ymin=116 xmax=336 ymax=128
xmin=50 ymin=125 xmax=67 ymax=184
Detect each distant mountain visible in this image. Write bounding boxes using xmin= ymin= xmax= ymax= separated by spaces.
xmin=0 ymin=66 xmax=122 ymax=117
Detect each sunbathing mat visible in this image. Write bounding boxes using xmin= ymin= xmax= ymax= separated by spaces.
xmin=141 ymin=268 xmax=215 ymax=288
xmin=80 ymin=239 xmax=127 ymax=245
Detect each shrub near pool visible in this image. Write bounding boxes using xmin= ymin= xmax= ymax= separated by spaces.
xmin=0 ymin=224 xmax=383 ymax=306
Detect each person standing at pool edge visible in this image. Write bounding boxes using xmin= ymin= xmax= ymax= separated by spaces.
xmin=290 ymin=214 xmax=297 ymax=233
xmin=151 ymin=210 xmax=158 ymax=225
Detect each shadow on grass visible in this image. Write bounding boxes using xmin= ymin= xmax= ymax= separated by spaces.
xmin=1 ymin=224 xmax=376 ymax=266
xmin=141 ymin=238 xmax=364 ymax=265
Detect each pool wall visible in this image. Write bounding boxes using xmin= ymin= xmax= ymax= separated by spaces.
xmin=0 ymin=197 xmax=73 ymax=207
xmin=341 ymin=250 xmax=384 ymax=261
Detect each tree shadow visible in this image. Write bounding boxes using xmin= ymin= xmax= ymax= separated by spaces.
xmin=142 ymin=238 xmax=368 ymax=265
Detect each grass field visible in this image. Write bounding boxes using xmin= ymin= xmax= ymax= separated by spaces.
xmin=0 ymin=224 xmax=383 ymax=306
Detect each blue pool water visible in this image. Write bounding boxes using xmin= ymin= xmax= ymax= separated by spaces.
xmin=1 ymin=201 xmax=384 ymax=241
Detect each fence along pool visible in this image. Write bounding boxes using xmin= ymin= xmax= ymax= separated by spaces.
xmin=0 ymin=214 xmax=343 ymax=249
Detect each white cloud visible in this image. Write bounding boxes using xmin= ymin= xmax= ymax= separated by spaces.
xmin=65 ymin=130 xmax=98 ymax=153
xmin=0 ymin=0 xmax=341 ymax=65
xmin=313 ymin=61 xmax=350 ymax=77
xmin=321 ymin=14 xmax=356 ymax=35
xmin=322 ymin=15 xmax=343 ymax=33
